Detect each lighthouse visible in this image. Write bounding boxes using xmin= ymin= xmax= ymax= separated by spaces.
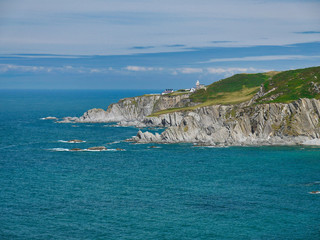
xmin=195 ymin=80 xmax=206 ymax=90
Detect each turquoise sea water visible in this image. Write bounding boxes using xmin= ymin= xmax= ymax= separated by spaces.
xmin=0 ymin=90 xmax=320 ymax=240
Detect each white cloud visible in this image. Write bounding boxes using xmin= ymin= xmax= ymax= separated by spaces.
xmin=122 ymin=66 xmax=271 ymax=76
xmin=0 ymin=64 xmax=114 ymax=74
xmin=201 ymin=55 xmax=320 ymax=63
xmin=0 ymin=63 xmax=272 ymax=77
xmin=206 ymin=67 xmax=272 ymax=77
xmin=90 ymin=69 xmax=101 ymax=73
xmin=206 ymin=68 xmax=230 ymax=74
xmin=178 ymin=68 xmax=203 ymax=74
xmin=0 ymin=54 xmax=84 ymax=59
xmin=1 ymin=0 xmax=319 ymax=55
xmin=207 ymin=67 xmax=257 ymax=74
xmin=125 ymin=66 xmax=150 ymax=71
xmin=0 ymin=64 xmax=51 ymax=73
xmin=125 ymin=66 xmax=163 ymax=72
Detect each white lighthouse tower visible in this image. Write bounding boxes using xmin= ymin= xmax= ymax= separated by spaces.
xmin=196 ymin=80 xmax=200 ymax=90
xmin=195 ymin=80 xmax=206 ymax=91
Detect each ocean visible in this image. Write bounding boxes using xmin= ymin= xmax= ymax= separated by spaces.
xmin=0 ymin=90 xmax=320 ymax=240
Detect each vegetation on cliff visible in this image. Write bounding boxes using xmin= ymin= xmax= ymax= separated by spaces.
xmin=150 ymin=66 xmax=320 ymax=116
xmin=190 ymin=73 xmax=268 ymax=104
xmin=257 ymin=66 xmax=320 ymax=103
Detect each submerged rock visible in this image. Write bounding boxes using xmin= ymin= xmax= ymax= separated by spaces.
xmin=87 ymin=146 xmax=107 ymax=151
xmin=116 ymin=148 xmax=125 ymax=151
xmin=309 ymin=191 xmax=320 ymax=194
xmin=70 ymin=148 xmax=82 ymax=151
xmin=68 ymin=139 xmax=85 ymax=143
xmin=57 ymin=117 xmax=79 ymax=123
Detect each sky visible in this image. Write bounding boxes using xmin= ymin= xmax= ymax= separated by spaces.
xmin=0 ymin=0 xmax=320 ymax=89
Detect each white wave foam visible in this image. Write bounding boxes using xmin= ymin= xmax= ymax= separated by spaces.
xmin=48 ymin=148 xmax=125 ymax=152
xmin=0 ymin=145 xmax=16 ymax=150
xmin=84 ymin=149 xmax=106 ymax=152
xmin=49 ymin=148 xmax=70 ymax=152
xmin=58 ymin=140 xmax=86 ymax=143
xmin=103 ymin=125 xmax=120 ymax=128
xmin=304 ymin=181 xmax=320 ymax=186
xmin=193 ymin=145 xmax=227 ymax=148
xmin=309 ymin=191 xmax=320 ymax=194
xmin=40 ymin=116 xmax=58 ymax=120
xmin=83 ymin=148 xmax=125 ymax=152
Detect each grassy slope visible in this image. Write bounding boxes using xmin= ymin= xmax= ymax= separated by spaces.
xmin=258 ymin=66 xmax=320 ymax=103
xmin=150 ymin=66 xmax=320 ymax=116
xmin=190 ymin=73 xmax=268 ymax=104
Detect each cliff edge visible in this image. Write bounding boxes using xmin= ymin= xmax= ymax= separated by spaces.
xmin=61 ymin=66 xmax=320 ymax=146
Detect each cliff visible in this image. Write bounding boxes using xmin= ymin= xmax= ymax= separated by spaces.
xmin=133 ymin=98 xmax=320 ymax=146
xmin=60 ymin=93 xmax=194 ymax=126
xmin=61 ymin=66 xmax=320 ymax=146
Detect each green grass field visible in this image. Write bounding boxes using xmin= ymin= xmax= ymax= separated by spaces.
xmin=190 ymin=73 xmax=268 ymax=103
xmin=258 ymin=66 xmax=320 ymax=103
xmin=149 ymin=66 xmax=320 ymax=117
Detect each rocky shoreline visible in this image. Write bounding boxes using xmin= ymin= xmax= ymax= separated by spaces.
xmin=59 ymin=91 xmax=320 ymax=146
xmin=131 ymin=98 xmax=320 ymax=146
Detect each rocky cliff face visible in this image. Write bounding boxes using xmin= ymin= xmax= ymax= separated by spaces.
xmin=60 ymin=93 xmax=192 ymax=125
xmin=60 ymin=88 xmax=320 ymax=146
xmin=133 ymin=98 xmax=320 ymax=146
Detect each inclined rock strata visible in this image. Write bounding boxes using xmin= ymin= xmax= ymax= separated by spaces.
xmin=133 ymin=98 xmax=320 ymax=146
xmin=59 ymin=93 xmax=193 ymax=126
xmin=60 ymin=90 xmax=320 ymax=146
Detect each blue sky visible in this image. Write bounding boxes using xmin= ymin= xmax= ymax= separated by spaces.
xmin=0 ymin=0 xmax=320 ymax=89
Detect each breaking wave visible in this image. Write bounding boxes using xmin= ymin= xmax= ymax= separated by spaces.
xmin=49 ymin=148 xmax=70 ymax=152
xmin=48 ymin=148 xmax=124 ymax=152
xmin=58 ymin=140 xmax=86 ymax=143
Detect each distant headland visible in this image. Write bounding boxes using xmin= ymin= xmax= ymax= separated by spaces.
xmin=59 ymin=66 xmax=320 ymax=146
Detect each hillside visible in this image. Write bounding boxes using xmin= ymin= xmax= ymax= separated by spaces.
xmin=61 ymin=65 xmax=320 ymax=146
xmin=192 ymin=66 xmax=320 ymax=104
xmin=150 ymin=66 xmax=320 ymax=116
xmin=190 ymin=72 xmax=269 ymax=104
xmin=257 ymin=66 xmax=320 ymax=103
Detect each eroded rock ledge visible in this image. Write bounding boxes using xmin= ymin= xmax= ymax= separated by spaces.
xmin=60 ymin=92 xmax=320 ymax=146
xmin=59 ymin=93 xmax=192 ymax=127
xmin=132 ymin=98 xmax=320 ymax=146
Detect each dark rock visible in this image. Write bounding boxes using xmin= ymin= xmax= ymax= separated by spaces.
xmin=68 ymin=139 xmax=84 ymax=143
xmin=309 ymin=191 xmax=320 ymax=194
xmin=87 ymin=146 xmax=107 ymax=151
xmin=70 ymin=148 xmax=82 ymax=151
